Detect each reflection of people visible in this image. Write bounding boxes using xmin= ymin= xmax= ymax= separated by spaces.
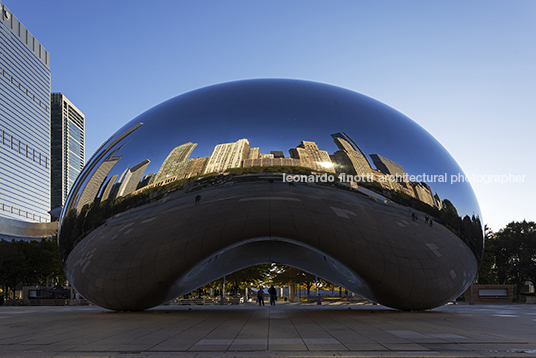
xmin=429 ymin=220 xmax=433 ymax=227
xmin=268 ymin=285 xmax=277 ymax=306
xmin=195 ymin=195 xmax=201 ymax=203
xmin=257 ymin=287 xmax=265 ymax=306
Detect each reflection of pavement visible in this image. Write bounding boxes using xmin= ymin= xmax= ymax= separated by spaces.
xmin=1 ymin=303 xmax=536 ymax=356
xmin=67 ymin=181 xmax=477 ymax=310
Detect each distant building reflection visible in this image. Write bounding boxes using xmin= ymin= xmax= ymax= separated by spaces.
xmin=65 ymin=122 xmax=143 ymax=213
xmin=289 ymin=141 xmax=335 ymax=173
xmin=115 ymin=159 xmax=150 ymax=198
xmin=204 ymin=138 xmax=250 ymax=174
xmin=75 ymin=149 xmax=121 ymax=211
xmin=331 ymin=136 xmax=373 ymax=176
xmin=154 ymin=142 xmax=197 ymax=182
xmin=92 ymin=131 xmax=447 ymax=213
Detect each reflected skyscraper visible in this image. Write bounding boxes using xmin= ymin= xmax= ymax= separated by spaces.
xmin=64 ymin=122 xmax=142 ymax=214
xmin=370 ymin=154 xmax=407 ymax=178
xmin=289 ymin=141 xmax=335 ymax=173
xmin=185 ymin=156 xmax=210 ymax=177
xmin=248 ymin=147 xmax=260 ymax=159
xmin=101 ymin=174 xmax=119 ymax=201
xmin=76 ymin=150 xmax=121 ymax=211
xmin=204 ymin=138 xmax=250 ymax=174
xmin=331 ymin=132 xmax=373 ymax=167
xmin=0 ymin=2 xmax=51 ymax=223
xmin=154 ymin=142 xmax=197 ymax=182
xmin=116 ymin=159 xmax=150 ymax=198
xmin=331 ymin=136 xmax=373 ymax=176
xmin=51 ymin=93 xmax=85 ymax=212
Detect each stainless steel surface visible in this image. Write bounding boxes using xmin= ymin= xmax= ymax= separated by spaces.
xmin=58 ymin=79 xmax=483 ymax=311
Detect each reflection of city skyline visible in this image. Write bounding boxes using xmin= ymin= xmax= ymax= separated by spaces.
xmin=122 ymin=132 xmax=441 ymax=210
xmin=76 ymin=129 xmax=442 ymax=211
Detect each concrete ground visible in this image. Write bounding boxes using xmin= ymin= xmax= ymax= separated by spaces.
xmin=1 ymin=301 xmax=536 ymax=358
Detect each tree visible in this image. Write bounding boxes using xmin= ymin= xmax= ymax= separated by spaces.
xmin=225 ymin=264 xmax=271 ymax=294
xmin=270 ymin=265 xmax=317 ymax=296
xmin=476 ymin=225 xmax=498 ymax=284
xmin=0 ymin=240 xmax=25 ymax=298
xmin=0 ymin=238 xmax=66 ymax=298
xmin=200 ymin=264 xmax=271 ymax=297
xmin=494 ymin=220 xmax=536 ymax=298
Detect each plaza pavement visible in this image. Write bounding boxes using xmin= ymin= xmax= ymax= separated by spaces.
xmin=1 ymin=301 xmax=536 ymax=358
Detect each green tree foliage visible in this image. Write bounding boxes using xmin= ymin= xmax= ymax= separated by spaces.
xmin=0 ymin=240 xmax=24 ymax=297
xmin=200 ymin=264 xmax=335 ymax=297
xmin=476 ymin=225 xmax=498 ymax=284
xmin=477 ymin=221 xmax=536 ymax=298
xmin=493 ymin=220 xmax=536 ymax=297
xmin=0 ymin=238 xmax=65 ymax=298
xmin=200 ymin=264 xmax=271 ymax=295
xmin=270 ymin=265 xmax=318 ymax=295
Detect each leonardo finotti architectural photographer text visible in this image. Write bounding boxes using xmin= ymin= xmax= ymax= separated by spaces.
xmin=282 ymin=173 xmax=526 ymax=185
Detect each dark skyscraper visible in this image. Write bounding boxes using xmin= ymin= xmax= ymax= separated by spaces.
xmin=331 ymin=132 xmax=373 ymax=168
xmin=370 ymin=153 xmax=407 ymax=178
xmin=51 ymin=93 xmax=85 ymax=212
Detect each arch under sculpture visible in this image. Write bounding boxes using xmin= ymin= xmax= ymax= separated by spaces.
xmin=58 ymin=79 xmax=483 ymax=311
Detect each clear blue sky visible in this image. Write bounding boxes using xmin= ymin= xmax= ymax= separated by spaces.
xmin=6 ymin=0 xmax=535 ymax=232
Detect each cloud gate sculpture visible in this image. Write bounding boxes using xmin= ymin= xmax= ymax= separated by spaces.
xmin=58 ymin=79 xmax=483 ymax=311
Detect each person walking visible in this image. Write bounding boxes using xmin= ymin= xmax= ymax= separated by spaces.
xmin=257 ymin=287 xmax=265 ymax=306
xmin=268 ymin=285 xmax=277 ymax=306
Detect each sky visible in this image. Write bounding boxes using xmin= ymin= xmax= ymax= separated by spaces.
xmin=5 ymin=0 xmax=536 ymax=232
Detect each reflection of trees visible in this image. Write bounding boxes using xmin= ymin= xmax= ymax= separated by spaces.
xmin=59 ymin=165 xmax=319 ymax=262
xmin=60 ymin=160 xmax=483 ymax=265
xmin=359 ymin=182 xmax=483 ymax=261
xmin=59 ymin=176 xmax=185 ymax=263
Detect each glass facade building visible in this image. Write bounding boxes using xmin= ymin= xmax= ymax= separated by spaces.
xmin=51 ymin=93 xmax=84 ymax=211
xmin=0 ymin=1 xmax=51 ymax=223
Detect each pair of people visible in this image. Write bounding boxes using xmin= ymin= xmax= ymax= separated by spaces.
xmin=257 ymin=285 xmax=277 ymax=306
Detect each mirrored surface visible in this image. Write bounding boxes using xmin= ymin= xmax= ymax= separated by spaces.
xmin=59 ymin=79 xmax=483 ymax=311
